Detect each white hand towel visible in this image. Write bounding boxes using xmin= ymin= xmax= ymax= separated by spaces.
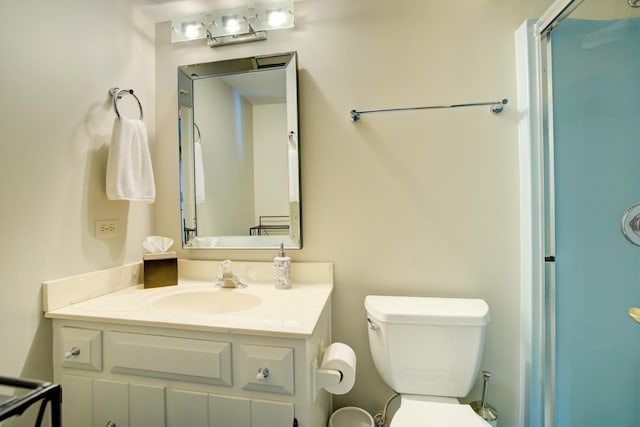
xmin=106 ymin=116 xmax=156 ymax=202
xmin=194 ymin=142 xmax=206 ymax=204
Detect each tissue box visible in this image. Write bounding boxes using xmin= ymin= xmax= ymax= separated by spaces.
xmin=143 ymin=251 xmax=177 ymax=288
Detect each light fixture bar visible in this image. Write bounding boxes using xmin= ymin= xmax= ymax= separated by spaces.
xmin=207 ymin=30 xmax=268 ymax=47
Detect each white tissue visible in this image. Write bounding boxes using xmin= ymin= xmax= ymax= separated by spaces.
xmin=143 ymin=236 xmax=174 ymax=253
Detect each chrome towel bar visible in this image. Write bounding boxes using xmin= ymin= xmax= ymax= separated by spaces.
xmin=350 ymin=98 xmax=508 ymax=122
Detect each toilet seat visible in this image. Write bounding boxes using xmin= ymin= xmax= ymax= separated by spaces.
xmin=390 ymin=396 xmax=490 ymax=427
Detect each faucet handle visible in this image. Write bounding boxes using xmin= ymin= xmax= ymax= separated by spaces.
xmin=221 ymin=260 xmax=233 ymax=276
xmin=215 ymin=260 xmax=247 ymax=288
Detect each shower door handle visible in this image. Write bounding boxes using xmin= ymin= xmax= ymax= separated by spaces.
xmin=621 ymin=203 xmax=640 ymax=245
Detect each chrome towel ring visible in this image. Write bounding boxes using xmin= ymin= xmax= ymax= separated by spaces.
xmin=110 ymin=87 xmax=143 ymax=121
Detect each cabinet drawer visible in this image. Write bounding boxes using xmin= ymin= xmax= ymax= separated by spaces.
xmin=108 ymin=332 xmax=232 ymax=386
xmin=238 ymin=344 xmax=294 ymax=395
xmin=61 ymin=327 xmax=102 ymax=371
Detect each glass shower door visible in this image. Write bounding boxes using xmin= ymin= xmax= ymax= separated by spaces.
xmin=550 ymin=16 xmax=640 ymax=427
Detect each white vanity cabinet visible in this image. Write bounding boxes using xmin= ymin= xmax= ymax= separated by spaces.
xmin=44 ymin=261 xmax=335 ymax=427
xmin=52 ymin=305 xmax=331 ymax=427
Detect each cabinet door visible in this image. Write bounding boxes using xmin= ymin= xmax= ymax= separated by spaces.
xmin=251 ymin=399 xmax=294 ymax=427
xmin=209 ymin=394 xmax=250 ymax=427
xmin=130 ymin=383 xmax=166 ymax=426
xmin=94 ymin=379 xmax=129 ymax=427
xmin=61 ymin=375 xmax=93 ymax=427
xmin=167 ymin=389 xmax=208 ymax=427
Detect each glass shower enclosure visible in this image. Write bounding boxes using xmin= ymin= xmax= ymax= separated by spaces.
xmin=518 ymin=0 xmax=640 ymax=426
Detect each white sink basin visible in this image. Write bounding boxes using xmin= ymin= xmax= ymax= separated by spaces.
xmin=150 ymin=289 xmax=261 ymax=315
xmin=46 ymin=262 xmax=334 ymax=336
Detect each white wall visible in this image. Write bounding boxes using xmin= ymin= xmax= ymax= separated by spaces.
xmin=0 ymin=1 xmax=578 ymax=426
xmin=0 ymin=0 xmax=155 ymax=424
xmin=155 ymin=1 xmax=554 ymax=425
xmin=253 ymin=103 xmax=289 ymax=223
xmin=3 ymin=0 xmax=636 ymax=425
xmin=194 ymin=77 xmax=255 ymax=235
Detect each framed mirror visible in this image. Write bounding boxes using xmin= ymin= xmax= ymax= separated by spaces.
xmin=178 ymin=52 xmax=300 ymax=249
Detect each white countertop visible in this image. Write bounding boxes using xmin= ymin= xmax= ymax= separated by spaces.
xmin=44 ymin=261 xmax=333 ymax=338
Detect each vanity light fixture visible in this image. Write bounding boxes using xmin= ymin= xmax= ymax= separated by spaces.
xmin=170 ymin=0 xmax=295 ymax=47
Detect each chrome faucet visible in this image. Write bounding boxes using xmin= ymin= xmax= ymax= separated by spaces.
xmin=216 ymin=260 xmax=246 ymax=288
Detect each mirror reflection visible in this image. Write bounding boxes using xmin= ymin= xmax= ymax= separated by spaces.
xmin=178 ymin=52 xmax=300 ymax=249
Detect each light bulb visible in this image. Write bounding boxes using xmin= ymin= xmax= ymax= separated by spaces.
xmin=181 ymin=21 xmax=199 ymax=38
xmin=267 ymin=9 xmax=287 ymax=27
xmin=184 ymin=24 xmax=199 ymax=38
xmin=225 ymin=17 xmax=241 ymax=33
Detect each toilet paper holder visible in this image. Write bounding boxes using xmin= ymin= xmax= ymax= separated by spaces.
xmin=311 ymin=343 xmax=357 ymax=401
xmin=316 ymin=366 xmax=343 ymax=390
xmin=312 ymin=358 xmax=343 ymax=400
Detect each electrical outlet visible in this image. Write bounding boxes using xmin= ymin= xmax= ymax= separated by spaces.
xmin=95 ymin=220 xmax=120 ymax=238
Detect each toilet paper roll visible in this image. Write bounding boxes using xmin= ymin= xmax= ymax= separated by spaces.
xmin=320 ymin=343 xmax=356 ymax=395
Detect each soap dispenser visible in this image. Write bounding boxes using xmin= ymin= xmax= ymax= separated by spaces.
xmin=274 ymin=243 xmax=291 ymax=289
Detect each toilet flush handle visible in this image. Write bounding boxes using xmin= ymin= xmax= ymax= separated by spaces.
xmin=367 ymin=318 xmax=379 ymax=330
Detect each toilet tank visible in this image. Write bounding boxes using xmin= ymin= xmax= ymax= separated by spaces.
xmin=365 ymin=295 xmax=489 ymax=397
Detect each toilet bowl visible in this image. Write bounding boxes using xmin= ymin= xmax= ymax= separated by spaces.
xmin=364 ymin=295 xmax=491 ymax=426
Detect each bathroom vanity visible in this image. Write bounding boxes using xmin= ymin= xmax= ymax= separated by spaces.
xmin=44 ymin=261 xmax=333 ymax=427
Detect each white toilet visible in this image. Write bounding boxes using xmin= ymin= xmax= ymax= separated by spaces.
xmin=365 ymin=295 xmax=491 ymax=426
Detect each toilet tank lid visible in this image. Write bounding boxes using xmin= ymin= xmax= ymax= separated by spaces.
xmin=365 ymin=295 xmax=490 ymax=326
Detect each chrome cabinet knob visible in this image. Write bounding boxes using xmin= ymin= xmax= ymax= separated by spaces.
xmin=64 ymin=346 xmax=80 ymax=359
xmin=256 ymin=367 xmax=270 ymax=381
xmin=106 ymin=421 xmax=116 ymax=427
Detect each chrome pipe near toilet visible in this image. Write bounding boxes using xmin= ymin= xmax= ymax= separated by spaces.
xmin=471 ymin=371 xmax=498 ymax=426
